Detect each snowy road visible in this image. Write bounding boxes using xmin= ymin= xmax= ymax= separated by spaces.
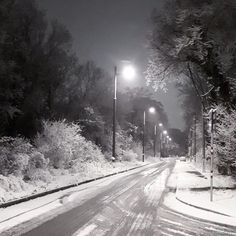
xmin=5 ymin=160 xmax=236 ymax=236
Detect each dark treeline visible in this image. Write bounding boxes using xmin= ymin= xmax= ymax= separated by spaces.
xmin=0 ymin=0 xmax=172 ymax=156
xmin=147 ymin=0 xmax=236 ymax=173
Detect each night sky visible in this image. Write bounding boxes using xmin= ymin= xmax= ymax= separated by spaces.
xmin=37 ymin=0 xmax=184 ymax=130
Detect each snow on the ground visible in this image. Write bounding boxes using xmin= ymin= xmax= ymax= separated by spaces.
xmin=193 ymin=160 xmax=236 ymax=188
xmin=165 ymin=160 xmax=236 ymax=225
xmin=144 ymin=168 xmax=170 ymax=202
xmin=0 ymin=162 xmax=158 ymax=234
xmin=0 ymin=160 xmax=154 ymax=204
xmin=164 ymin=192 xmax=236 ymax=227
xmin=178 ymin=189 xmax=236 ymax=218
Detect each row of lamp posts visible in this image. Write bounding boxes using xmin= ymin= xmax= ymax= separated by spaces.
xmin=112 ymin=63 xmax=172 ymax=162
xmin=143 ymin=109 xmax=171 ymax=162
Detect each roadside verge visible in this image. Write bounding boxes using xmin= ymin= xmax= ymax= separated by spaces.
xmin=0 ymin=162 xmax=152 ymax=209
xmin=166 ymin=160 xmax=236 ymax=221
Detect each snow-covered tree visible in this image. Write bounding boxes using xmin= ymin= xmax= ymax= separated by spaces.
xmin=214 ymin=106 xmax=236 ymax=174
xmin=147 ymin=0 xmax=236 ymax=107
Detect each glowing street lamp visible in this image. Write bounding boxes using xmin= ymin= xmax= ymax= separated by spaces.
xmin=159 ymin=123 xmax=163 ymax=158
xmin=122 ymin=65 xmax=136 ymax=80
xmin=149 ymin=107 xmax=156 ymax=114
xmin=113 ymin=64 xmax=136 ymax=159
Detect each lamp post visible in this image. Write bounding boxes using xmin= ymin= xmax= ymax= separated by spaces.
xmin=112 ymin=66 xmax=118 ymax=159
xmin=168 ymin=137 xmax=172 ymax=157
xmin=142 ymin=107 xmax=155 ymax=162
xmin=154 ymin=125 xmax=157 ymax=157
xmin=163 ymin=130 xmax=168 ymax=157
xmin=112 ymin=64 xmax=135 ymax=159
xmin=159 ymin=123 xmax=163 ymax=158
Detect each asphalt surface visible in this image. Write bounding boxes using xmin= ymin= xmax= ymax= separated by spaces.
xmin=6 ymin=160 xmax=236 ymax=236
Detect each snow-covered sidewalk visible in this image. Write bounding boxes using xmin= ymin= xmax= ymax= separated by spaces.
xmin=167 ymin=160 xmax=236 ymax=220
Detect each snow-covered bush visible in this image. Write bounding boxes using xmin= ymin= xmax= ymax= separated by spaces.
xmin=0 ymin=137 xmax=33 ymax=176
xmin=35 ymin=120 xmax=105 ymax=169
xmin=214 ymin=106 xmax=236 ymax=174
xmin=0 ymin=174 xmax=27 ymax=192
xmin=72 ymin=139 xmax=104 ymax=163
xmin=26 ymin=169 xmax=52 ymax=183
xmin=122 ymin=149 xmax=138 ymax=162
xmin=28 ymin=151 xmax=49 ymax=169
xmin=116 ymin=129 xmax=135 ymax=159
xmin=35 ymin=120 xmax=80 ymax=168
xmin=23 ymin=151 xmax=50 ymax=182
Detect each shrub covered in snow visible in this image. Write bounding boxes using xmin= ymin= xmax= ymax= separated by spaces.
xmin=0 ymin=137 xmax=33 ymax=176
xmin=121 ymin=149 xmax=138 ymax=162
xmin=214 ymin=106 xmax=236 ymax=174
xmin=35 ymin=120 xmax=105 ymax=169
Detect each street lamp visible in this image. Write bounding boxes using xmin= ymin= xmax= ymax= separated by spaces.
xmin=159 ymin=123 xmax=163 ymax=158
xmin=112 ymin=65 xmax=136 ymax=159
xmin=163 ymin=130 xmax=168 ymax=157
xmin=154 ymin=124 xmax=157 ymax=157
xmin=142 ymin=107 xmax=155 ymax=162
xmin=122 ymin=65 xmax=136 ymax=80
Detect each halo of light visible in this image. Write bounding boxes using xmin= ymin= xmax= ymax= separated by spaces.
xmin=149 ymin=107 xmax=156 ymax=114
xmin=122 ymin=65 xmax=136 ymax=80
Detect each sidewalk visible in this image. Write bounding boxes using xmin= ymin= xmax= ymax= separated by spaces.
xmin=172 ymin=160 xmax=236 ymax=218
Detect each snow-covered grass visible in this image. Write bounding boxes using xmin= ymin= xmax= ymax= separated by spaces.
xmin=0 ymin=120 xmax=153 ymax=204
xmin=193 ymin=159 xmax=236 ymax=188
xmin=0 ymin=160 xmax=146 ymax=204
xmin=164 ymin=192 xmax=236 ymax=227
xmin=165 ymin=160 xmax=236 ymax=225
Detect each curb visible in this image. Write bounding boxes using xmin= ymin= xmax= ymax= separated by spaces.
xmin=0 ymin=162 xmax=153 ymax=209
xmin=173 ymin=161 xmax=235 ymax=218
xmin=175 ymin=194 xmax=231 ymax=217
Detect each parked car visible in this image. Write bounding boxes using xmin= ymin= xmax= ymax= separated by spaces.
xmin=179 ymin=156 xmax=186 ymax=162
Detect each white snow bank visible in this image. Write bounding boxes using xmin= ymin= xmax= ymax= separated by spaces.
xmin=0 ymin=160 xmax=147 ymax=204
xmin=164 ymin=193 xmax=236 ymax=227
xmin=165 ymin=160 xmax=236 ymax=225
xmin=0 ymin=162 xmax=157 ymax=234
xmin=177 ymin=189 xmax=236 ymax=218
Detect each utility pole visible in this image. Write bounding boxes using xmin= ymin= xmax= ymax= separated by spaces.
xmin=160 ymin=131 xmax=162 ymax=158
xmin=112 ymin=66 xmax=117 ymax=159
xmin=194 ymin=115 xmax=197 ymax=162
xmin=189 ymin=128 xmax=193 ymax=161
xmin=142 ymin=110 xmax=146 ymax=162
xmin=210 ymin=108 xmax=216 ymax=202
xmin=154 ymin=125 xmax=157 ymax=157
xmin=202 ymin=105 xmax=206 ymax=172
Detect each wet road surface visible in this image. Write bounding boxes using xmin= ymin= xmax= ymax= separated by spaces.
xmin=4 ymin=161 xmax=236 ymax=236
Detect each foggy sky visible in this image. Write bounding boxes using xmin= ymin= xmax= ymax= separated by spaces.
xmin=37 ymin=0 xmax=184 ymax=130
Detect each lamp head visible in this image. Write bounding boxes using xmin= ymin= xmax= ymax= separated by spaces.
xmin=122 ymin=65 xmax=136 ymax=80
xmin=163 ymin=130 xmax=167 ymax=135
xmin=149 ymin=107 xmax=156 ymax=114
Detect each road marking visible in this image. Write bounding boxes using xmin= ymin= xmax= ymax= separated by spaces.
xmin=127 ymin=213 xmax=145 ymax=234
xmin=160 ymin=217 xmax=183 ymax=226
xmin=73 ymin=224 xmax=97 ymax=236
xmin=141 ymin=168 xmax=158 ymax=176
xmin=160 ymin=231 xmax=173 ymax=236
xmin=204 ymin=226 xmax=236 ymax=235
xmin=165 ymin=227 xmax=192 ymax=235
